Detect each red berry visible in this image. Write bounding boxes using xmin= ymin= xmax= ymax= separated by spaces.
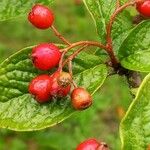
xmin=29 ymin=74 xmax=52 ymax=103
xmin=71 ymin=88 xmax=92 ymax=110
xmin=28 ymin=4 xmax=54 ymax=29
xmin=50 ymin=71 xmax=71 ymax=97
xmin=31 ymin=43 xmax=61 ymax=71
xmin=76 ymin=139 xmax=100 ymax=150
xmin=136 ymin=0 xmax=150 ymax=17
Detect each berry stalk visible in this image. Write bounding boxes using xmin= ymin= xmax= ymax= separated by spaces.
xmin=106 ymin=0 xmax=136 ymax=49
xmin=68 ymin=60 xmax=77 ymax=88
xmin=62 ymin=44 xmax=88 ymax=66
xmin=51 ymin=25 xmax=71 ymax=45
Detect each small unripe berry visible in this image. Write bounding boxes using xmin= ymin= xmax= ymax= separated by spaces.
xmin=31 ymin=43 xmax=61 ymax=71
xmin=57 ymin=72 xmax=72 ymax=87
xmin=29 ymin=75 xmax=52 ymax=103
xmin=76 ymin=139 xmax=109 ymax=150
xmin=28 ymin=4 xmax=54 ymax=29
xmin=50 ymin=71 xmax=71 ymax=97
xmin=136 ymin=0 xmax=150 ymax=18
xmin=71 ymin=87 xmax=92 ymax=110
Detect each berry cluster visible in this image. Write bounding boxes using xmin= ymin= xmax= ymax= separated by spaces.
xmin=27 ymin=1 xmax=150 ymax=109
xmin=28 ymin=4 xmax=92 ymax=110
xmin=76 ymin=139 xmax=109 ymax=150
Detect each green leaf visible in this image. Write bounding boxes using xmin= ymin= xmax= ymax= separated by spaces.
xmin=83 ymin=0 xmax=133 ymax=48
xmin=120 ymin=73 xmax=150 ymax=150
xmin=0 ymin=43 xmax=9 ymax=63
xmin=121 ymin=50 xmax=150 ymax=72
xmin=0 ymin=45 xmax=108 ymax=131
xmin=0 ymin=0 xmax=54 ymax=21
xmin=118 ymin=20 xmax=150 ymax=72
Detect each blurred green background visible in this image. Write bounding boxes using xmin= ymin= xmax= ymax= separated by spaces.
xmin=0 ymin=0 xmax=133 ymax=149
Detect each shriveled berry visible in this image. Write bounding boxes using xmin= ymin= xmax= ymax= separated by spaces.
xmin=31 ymin=43 xmax=61 ymax=71
xmin=71 ymin=87 xmax=92 ymax=110
xmin=57 ymin=72 xmax=72 ymax=87
xmin=28 ymin=4 xmax=54 ymax=29
xmin=76 ymin=139 xmax=109 ymax=150
xmin=76 ymin=139 xmax=100 ymax=150
xmin=29 ymin=75 xmax=52 ymax=103
xmin=50 ymin=71 xmax=71 ymax=97
xmin=136 ymin=0 xmax=150 ymax=17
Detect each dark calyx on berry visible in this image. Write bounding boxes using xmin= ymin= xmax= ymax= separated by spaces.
xmin=28 ymin=75 xmax=52 ymax=103
xmin=28 ymin=4 xmax=54 ymax=29
xmin=57 ymin=72 xmax=72 ymax=87
xmin=50 ymin=71 xmax=71 ymax=97
xmin=136 ymin=0 xmax=150 ymax=18
xmin=71 ymin=87 xmax=92 ymax=110
xmin=31 ymin=43 xmax=61 ymax=71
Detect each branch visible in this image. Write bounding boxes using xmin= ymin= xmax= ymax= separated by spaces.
xmin=68 ymin=61 xmax=77 ymax=88
xmin=51 ymin=25 xmax=71 ymax=46
xmin=63 ymin=44 xmax=88 ymax=66
xmin=106 ymin=0 xmax=136 ymax=46
xmin=62 ymin=41 xmax=107 ymax=52
xmin=58 ymin=51 xmax=66 ymax=71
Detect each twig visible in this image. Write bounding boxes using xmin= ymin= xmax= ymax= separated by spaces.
xmin=58 ymin=41 xmax=107 ymax=70
xmin=51 ymin=25 xmax=71 ymax=45
xmin=104 ymin=0 xmax=136 ymax=66
xmin=68 ymin=61 xmax=77 ymax=88
xmin=58 ymin=51 xmax=66 ymax=71
xmin=106 ymin=0 xmax=136 ymax=46
xmin=63 ymin=44 xmax=88 ymax=66
xmin=62 ymin=41 xmax=107 ymax=52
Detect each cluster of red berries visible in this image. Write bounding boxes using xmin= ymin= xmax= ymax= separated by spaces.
xmin=28 ymin=4 xmax=92 ymax=110
xmin=76 ymin=138 xmax=109 ymax=150
xmin=27 ymin=0 xmax=150 ymax=110
xmin=136 ymin=0 xmax=150 ymax=17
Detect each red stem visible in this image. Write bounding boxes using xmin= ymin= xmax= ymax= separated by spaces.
xmin=106 ymin=1 xmax=136 ymax=46
xmin=68 ymin=61 xmax=77 ymax=88
xmin=62 ymin=41 xmax=107 ymax=52
xmin=104 ymin=0 xmax=136 ymax=66
xmin=63 ymin=44 xmax=88 ymax=66
xmin=51 ymin=25 xmax=71 ymax=46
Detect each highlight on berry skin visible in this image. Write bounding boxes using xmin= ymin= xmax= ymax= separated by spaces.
xmin=76 ymin=138 xmax=109 ymax=150
xmin=71 ymin=87 xmax=92 ymax=110
xmin=31 ymin=43 xmax=61 ymax=71
xmin=136 ymin=0 xmax=150 ymax=18
xmin=28 ymin=4 xmax=54 ymax=29
xmin=28 ymin=74 xmax=52 ymax=103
